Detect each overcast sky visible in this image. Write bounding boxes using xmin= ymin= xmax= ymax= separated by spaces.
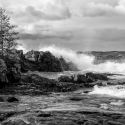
xmin=1 ymin=0 xmax=125 ymax=51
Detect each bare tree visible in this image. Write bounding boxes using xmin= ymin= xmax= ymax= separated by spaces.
xmin=0 ymin=8 xmax=19 ymax=59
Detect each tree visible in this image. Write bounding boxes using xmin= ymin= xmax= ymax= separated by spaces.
xmin=0 ymin=8 xmax=19 ymax=59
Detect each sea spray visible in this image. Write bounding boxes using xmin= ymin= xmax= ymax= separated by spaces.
xmin=39 ymin=45 xmax=125 ymax=73
xmin=39 ymin=45 xmax=95 ymax=70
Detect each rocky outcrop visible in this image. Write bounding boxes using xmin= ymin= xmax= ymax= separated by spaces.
xmin=0 ymin=50 xmax=21 ymax=86
xmin=0 ymin=50 xmax=78 ymax=73
xmin=0 ymin=58 xmax=21 ymax=86
xmin=58 ymin=72 xmax=109 ymax=87
xmin=38 ymin=51 xmax=63 ymax=72
xmin=0 ymin=73 xmax=83 ymax=95
xmin=23 ymin=51 xmax=63 ymax=72
xmin=23 ymin=50 xmax=78 ymax=72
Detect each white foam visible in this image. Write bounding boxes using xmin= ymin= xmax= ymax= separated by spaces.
xmin=89 ymin=85 xmax=125 ymax=98
xmin=40 ymin=45 xmax=95 ymax=70
xmin=39 ymin=45 xmax=125 ymax=74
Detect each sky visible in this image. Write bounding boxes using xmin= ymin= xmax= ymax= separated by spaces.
xmin=0 ymin=0 xmax=125 ymax=51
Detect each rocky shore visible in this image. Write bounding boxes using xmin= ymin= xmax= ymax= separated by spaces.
xmin=0 ymin=49 xmax=125 ymax=125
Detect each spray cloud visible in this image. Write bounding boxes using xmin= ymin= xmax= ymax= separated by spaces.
xmin=40 ymin=45 xmax=125 ymax=73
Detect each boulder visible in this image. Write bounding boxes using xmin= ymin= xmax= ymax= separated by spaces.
xmin=86 ymin=72 xmax=108 ymax=81
xmin=38 ymin=51 xmax=63 ymax=72
xmin=7 ymin=97 xmax=19 ymax=103
xmin=37 ymin=112 xmax=51 ymax=117
xmin=69 ymin=96 xmax=83 ymax=101
xmin=76 ymin=74 xmax=87 ymax=83
xmin=58 ymin=75 xmax=74 ymax=82
xmin=57 ymin=72 xmax=109 ymax=88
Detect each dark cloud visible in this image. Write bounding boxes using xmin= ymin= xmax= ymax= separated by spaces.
xmin=20 ymin=32 xmax=72 ymax=40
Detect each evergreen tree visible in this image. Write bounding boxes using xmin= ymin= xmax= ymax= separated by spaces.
xmin=0 ymin=8 xmax=19 ymax=58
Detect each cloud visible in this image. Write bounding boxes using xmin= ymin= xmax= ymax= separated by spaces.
xmin=82 ymin=1 xmax=125 ymax=17
xmin=2 ymin=0 xmax=71 ymax=22
xmin=42 ymin=0 xmax=71 ymax=20
xmin=94 ymin=28 xmax=125 ymax=42
xmin=82 ymin=3 xmax=115 ymax=17
xmin=1 ymin=0 xmax=125 ymax=51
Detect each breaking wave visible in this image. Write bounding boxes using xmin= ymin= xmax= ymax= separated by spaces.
xmin=40 ymin=45 xmax=125 ymax=73
xmin=89 ymin=85 xmax=125 ymax=98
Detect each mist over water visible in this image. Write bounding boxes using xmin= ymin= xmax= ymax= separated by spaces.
xmin=40 ymin=45 xmax=125 ymax=74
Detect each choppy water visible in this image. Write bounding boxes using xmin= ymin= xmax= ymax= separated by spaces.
xmin=89 ymin=85 xmax=125 ymax=98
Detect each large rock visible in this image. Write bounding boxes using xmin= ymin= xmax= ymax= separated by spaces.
xmin=58 ymin=75 xmax=74 ymax=83
xmin=7 ymin=97 xmax=19 ymax=103
xmin=23 ymin=51 xmax=63 ymax=72
xmin=86 ymin=72 xmax=108 ymax=81
xmin=38 ymin=51 xmax=63 ymax=72
xmin=23 ymin=50 xmax=79 ymax=72
xmin=0 ymin=50 xmax=21 ymax=86
xmin=58 ymin=72 xmax=109 ymax=87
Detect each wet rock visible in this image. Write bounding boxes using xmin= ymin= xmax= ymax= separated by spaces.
xmin=0 ymin=97 xmax=4 ymax=102
xmin=23 ymin=50 xmax=79 ymax=72
xmin=2 ymin=119 xmax=30 ymax=125
xmin=58 ymin=72 xmax=109 ymax=88
xmin=0 ymin=112 xmax=16 ymax=122
xmin=37 ymin=112 xmax=51 ymax=117
xmin=76 ymin=74 xmax=87 ymax=83
xmin=38 ymin=51 xmax=63 ymax=72
xmin=23 ymin=51 xmax=63 ymax=72
xmin=86 ymin=72 xmax=108 ymax=81
xmin=7 ymin=97 xmax=19 ymax=103
xmin=69 ymin=96 xmax=83 ymax=101
xmin=58 ymin=75 xmax=74 ymax=82
xmin=83 ymin=90 xmax=91 ymax=94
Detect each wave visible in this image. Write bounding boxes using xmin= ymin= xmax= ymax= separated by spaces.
xmin=89 ymin=85 xmax=125 ymax=98
xmin=40 ymin=45 xmax=125 ymax=73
